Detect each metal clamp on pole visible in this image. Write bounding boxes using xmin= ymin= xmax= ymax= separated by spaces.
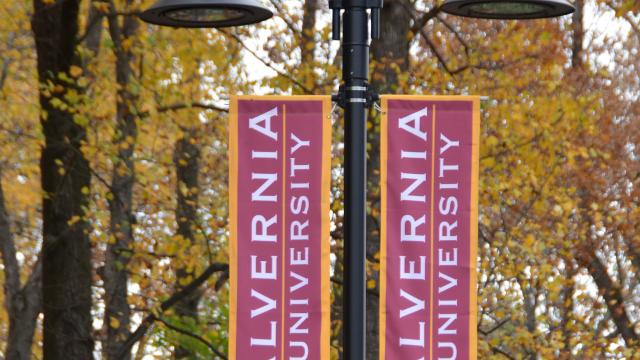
xmin=332 ymin=84 xmax=380 ymax=109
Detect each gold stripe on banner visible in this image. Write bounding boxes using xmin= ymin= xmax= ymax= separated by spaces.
xmin=470 ymin=98 xmax=480 ymax=360
xmin=320 ymin=97 xmax=332 ymax=360
xmin=429 ymin=104 xmax=436 ymax=360
xmin=281 ymin=104 xmax=287 ymax=359
xmin=228 ymin=96 xmax=239 ymax=360
xmin=379 ymin=96 xmax=388 ymax=360
xmin=378 ymin=95 xmax=480 ymax=101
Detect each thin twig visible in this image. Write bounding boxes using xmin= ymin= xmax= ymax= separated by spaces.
xmin=77 ymin=1 xmax=106 ymax=44
xmin=0 ymin=33 xmax=16 ymax=92
xmin=156 ymin=102 xmax=228 ymax=114
xmin=138 ymin=102 xmax=228 ymax=119
xmin=478 ymin=318 xmax=510 ymax=336
xmin=492 ymin=346 xmax=516 ymax=360
xmin=218 ymin=29 xmax=313 ymax=94
xmin=410 ymin=5 xmax=441 ymax=35
xmin=157 ymin=317 xmax=228 ymax=359
xmin=115 ymin=262 xmax=228 ymax=358
xmin=480 ymin=112 xmax=565 ymax=161
xmin=605 ymin=2 xmax=640 ymax=41
xmin=268 ymin=0 xmax=300 ymax=35
xmin=420 ymin=29 xmax=467 ymax=76
xmin=436 ymin=14 xmax=471 ymax=55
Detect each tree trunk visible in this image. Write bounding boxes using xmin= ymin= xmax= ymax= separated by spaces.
xmin=371 ymin=0 xmax=411 ymax=93
xmin=523 ymin=284 xmax=537 ymax=333
xmin=0 ymin=171 xmax=42 ymax=360
xmin=559 ymin=260 xmax=575 ymax=358
xmin=367 ymin=1 xmax=412 ymax=358
xmin=31 ymin=1 xmax=94 ymax=359
xmin=103 ymin=5 xmax=140 ymax=360
xmin=571 ymin=0 xmax=584 ymax=69
xmin=173 ymin=129 xmax=202 ymax=359
xmin=84 ymin=2 xmax=104 ymax=59
xmin=570 ymin=0 xmax=637 ymax=347
xmin=296 ymin=0 xmax=319 ymax=92
xmin=301 ymin=0 xmax=318 ymax=65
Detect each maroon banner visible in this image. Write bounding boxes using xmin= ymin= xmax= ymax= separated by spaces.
xmin=229 ymin=96 xmax=331 ymax=360
xmin=380 ymin=95 xmax=479 ymax=360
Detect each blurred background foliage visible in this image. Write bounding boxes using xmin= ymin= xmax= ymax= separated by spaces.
xmin=0 ymin=0 xmax=638 ymax=359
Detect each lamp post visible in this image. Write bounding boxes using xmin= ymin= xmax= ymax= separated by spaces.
xmin=138 ymin=1 xmax=574 ymax=358
xmin=441 ymin=0 xmax=575 ymax=19
xmin=139 ymin=0 xmax=273 ymax=27
xmin=327 ymin=1 xmax=381 ymax=358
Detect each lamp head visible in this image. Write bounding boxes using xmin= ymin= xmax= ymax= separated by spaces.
xmin=139 ymin=0 xmax=273 ymax=28
xmin=441 ymin=0 xmax=575 ymax=19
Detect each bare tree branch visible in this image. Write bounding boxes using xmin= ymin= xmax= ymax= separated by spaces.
xmin=268 ymin=0 xmax=300 ymax=35
xmin=410 ymin=5 xmax=441 ymax=36
xmin=218 ymin=29 xmax=314 ymax=94
xmin=492 ymin=346 xmax=516 ymax=360
xmin=478 ymin=318 xmax=510 ymax=336
xmin=157 ymin=317 xmax=228 ymax=359
xmin=115 ymin=262 xmax=228 ymax=359
xmin=0 ymin=33 xmax=16 ymax=93
xmin=0 ymin=168 xmax=42 ymax=360
xmin=137 ymin=102 xmax=228 ymax=120
xmin=577 ymin=248 xmax=639 ymax=346
xmin=419 ymin=28 xmax=468 ymax=76
xmin=436 ymin=14 xmax=471 ymax=55
xmin=399 ymin=1 xmax=468 ymax=75
xmin=481 ymin=113 xmax=565 ymax=160
xmin=0 ymin=168 xmax=20 ymax=311
xmin=157 ymin=102 xmax=228 ymax=114
xmin=605 ymin=1 xmax=640 ymax=41
xmin=78 ymin=1 xmax=106 ymax=45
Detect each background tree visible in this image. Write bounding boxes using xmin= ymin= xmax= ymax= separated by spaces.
xmin=101 ymin=2 xmax=140 ymax=359
xmin=32 ymin=0 xmax=94 ymax=359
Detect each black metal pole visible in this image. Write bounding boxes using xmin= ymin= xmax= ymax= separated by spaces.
xmin=343 ymin=2 xmax=368 ymax=358
xmin=331 ymin=1 xmax=380 ymax=358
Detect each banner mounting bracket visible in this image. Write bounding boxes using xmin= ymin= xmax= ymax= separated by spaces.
xmin=332 ymin=84 xmax=379 ymax=109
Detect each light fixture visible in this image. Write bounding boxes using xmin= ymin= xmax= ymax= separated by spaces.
xmin=441 ymin=0 xmax=575 ymax=19
xmin=139 ymin=0 xmax=273 ymax=28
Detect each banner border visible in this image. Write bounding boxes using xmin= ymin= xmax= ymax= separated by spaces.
xmin=320 ymin=97 xmax=332 ymax=360
xmin=379 ymin=96 xmax=388 ymax=360
xmin=233 ymin=95 xmax=331 ymax=101
xmin=470 ymin=98 xmax=480 ymax=360
xmin=379 ymin=94 xmax=480 ymax=101
xmin=229 ymin=96 xmax=239 ymax=360
xmin=378 ymin=95 xmax=480 ymax=360
xmin=229 ymin=95 xmax=331 ymax=360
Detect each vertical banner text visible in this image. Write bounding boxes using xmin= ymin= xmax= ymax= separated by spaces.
xmin=380 ymin=95 xmax=479 ymax=360
xmin=230 ymin=96 xmax=331 ymax=360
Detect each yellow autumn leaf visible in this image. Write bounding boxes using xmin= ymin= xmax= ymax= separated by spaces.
xmin=69 ymin=65 xmax=83 ymax=78
xmin=110 ymin=317 xmax=120 ymax=329
xmin=523 ymin=234 xmax=535 ymax=248
xmin=367 ymin=279 xmax=376 ymax=289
